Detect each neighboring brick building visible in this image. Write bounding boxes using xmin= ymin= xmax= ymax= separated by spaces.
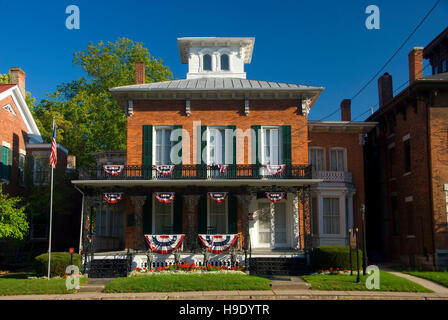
xmin=365 ymin=27 xmax=448 ymax=270
xmin=73 ymin=37 xmax=375 ymax=276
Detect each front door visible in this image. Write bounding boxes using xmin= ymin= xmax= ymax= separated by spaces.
xmin=253 ymin=201 xmax=290 ymax=249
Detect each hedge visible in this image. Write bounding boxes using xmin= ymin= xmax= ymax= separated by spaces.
xmin=34 ymin=252 xmax=82 ymax=277
xmin=312 ymin=246 xmax=363 ymax=271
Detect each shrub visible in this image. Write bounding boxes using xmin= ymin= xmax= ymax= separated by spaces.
xmin=312 ymin=246 xmax=363 ymax=271
xmin=34 ymin=252 xmax=82 ymax=277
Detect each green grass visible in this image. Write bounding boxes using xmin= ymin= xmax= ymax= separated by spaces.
xmin=104 ymin=273 xmax=271 ymax=293
xmin=0 ymin=272 xmax=89 ymax=296
xmin=302 ymin=271 xmax=432 ymax=292
xmin=402 ymin=271 xmax=448 ymax=288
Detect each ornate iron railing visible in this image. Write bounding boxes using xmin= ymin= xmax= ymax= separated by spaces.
xmin=77 ymin=164 xmax=312 ymax=180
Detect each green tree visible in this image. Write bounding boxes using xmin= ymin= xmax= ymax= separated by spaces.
xmin=33 ymin=38 xmax=173 ymax=166
xmin=0 ymin=184 xmax=29 ymax=240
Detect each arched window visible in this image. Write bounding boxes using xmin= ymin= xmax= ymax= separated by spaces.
xmin=203 ymin=54 xmax=212 ymax=71
xmin=220 ymin=54 xmax=229 ymax=71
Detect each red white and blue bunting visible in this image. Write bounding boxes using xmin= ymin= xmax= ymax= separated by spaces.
xmin=265 ymin=192 xmax=286 ymax=203
xmin=154 ymin=192 xmax=175 ymax=203
xmin=198 ymin=234 xmax=239 ymax=254
xmin=103 ymin=192 xmax=124 ymax=204
xmin=213 ymin=164 xmax=229 ymax=174
xmin=103 ymin=165 xmax=124 ymax=176
xmin=154 ymin=165 xmax=175 ymax=175
xmin=144 ymin=234 xmax=185 ymax=254
xmin=265 ymin=164 xmax=286 ymax=175
xmin=208 ymin=192 xmax=228 ymax=203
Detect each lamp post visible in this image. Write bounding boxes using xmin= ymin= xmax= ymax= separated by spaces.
xmin=360 ymin=204 xmax=367 ymax=275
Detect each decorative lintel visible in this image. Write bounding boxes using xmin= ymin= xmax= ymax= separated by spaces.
xmin=301 ymin=97 xmax=312 ymax=116
xmin=244 ymin=98 xmax=250 ymax=116
xmin=127 ymin=100 xmax=134 ymax=116
xmin=186 ymin=99 xmax=191 ymax=117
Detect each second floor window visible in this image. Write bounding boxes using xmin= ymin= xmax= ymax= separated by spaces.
xmin=262 ymin=127 xmax=281 ymax=165
xmin=309 ymin=148 xmax=324 ymax=171
xmin=329 ymin=148 xmax=345 ymax=171
xmin=203 ymin=54 xmax=212 ymax=71
xmin=155 ymin=128 xmax=172 ymax=165
xmin=221 ymin=54 xmax=229 ymax=71
xmin=208 ymin=128 xmax=226 ymax=165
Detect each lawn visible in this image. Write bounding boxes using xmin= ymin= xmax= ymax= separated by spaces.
xmin=0 ymin=272 xmax=89 ymax=296
xmin=403 ymin=271 xmax=448 ymax=288
xmin=302 ymin=271 xmax=432 ymax=292
xmin=104 ymin=273 xmax=271 ymax=293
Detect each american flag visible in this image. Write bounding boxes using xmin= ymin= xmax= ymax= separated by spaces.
xmin=49 ymin=119 xmax=57 ymax=168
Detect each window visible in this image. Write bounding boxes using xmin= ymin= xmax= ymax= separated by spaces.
xmin=203 ymin=54 xmax=212 ymax=71
xmin=33 ymin=153 xmax=50 ymax=185
xmin=208 ymin=128 xmax=226 ymax=165
xmin=262 ymin=127 xmax=281 ymax=165
xmin=208 ymin=198 xmax=227 ymax=234
xmin=1 ymin=146 xmax=12 ymax=181
xmin=274 ymin=202 xmax=287 ymax=244
xmin=323 ymin=198 xmax=340 ymax=234
xmin=153 ymin=198 xmax=173 ymax=234
xmin=329 ymin=148 xmax=345 ymax=171
xmin=221 ymin=54 xmax=229 ymax=71
xmin=257 ymin=202 xmax=271 ymax=245
xmin=404 ymin=140 xmax=411 ymax=173
xmin=18 ymin=154 xmax=25 ymax=185
xmin=309 ymin=148 xmax=324 ymax=171
xmin=154 ymin=128 xmax=172 ymax=165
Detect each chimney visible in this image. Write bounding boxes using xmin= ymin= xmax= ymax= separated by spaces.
xmin=340 ymin=99 xmax=351 ymax=121
xmin=378 ymin=72 xmax=393 ymax=108
xmin=135 ymin=62 xmax=145 ymax=84
xmin=408 ymin=47 xmax=424 ymax=84
xmin=9 ymin=67 xmax=26 ymax=98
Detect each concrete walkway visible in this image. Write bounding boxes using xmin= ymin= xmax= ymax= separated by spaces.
xmin=380 ymin=267 xmax=448 ymax=294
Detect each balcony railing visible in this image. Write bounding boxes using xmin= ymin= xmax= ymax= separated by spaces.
xmin=77 ymin=164 xmax=312 ymax=180
xmin=312 ymin=170 xmax=352 ymax=183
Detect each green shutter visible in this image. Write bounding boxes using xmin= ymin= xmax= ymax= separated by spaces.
xmin=198 ymin=194 xmax=207 ymax=234
xmin=142 ymin=125 xmax=153 ymax=178
xmin=198 ymin=125 xmax=207 ymax=178
xmin=173 ymin=192 xmax=183 ymax=233
xmin=282 ymin=125 xmax=292 ymax=176
xmin=251 ymin=126 xmax=261 ymax=178
xmin=227 ymin=125 xmax=237 ymax=178
xmin=228 ymin=193 xmax=237 ymax=234
xmin=173 ymin=125 xmax=182 ymax=178
xmin=1 ymin=147 xmax=11 ymax=181
xmin=143 ymin=194 xmax=153 ymax=235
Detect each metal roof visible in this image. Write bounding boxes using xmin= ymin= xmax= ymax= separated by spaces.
xmin=110 ymin=78 xmax=323 ymax=92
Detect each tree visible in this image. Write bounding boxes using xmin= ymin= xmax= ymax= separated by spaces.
xmin=0 ymin=184 xmax=29 ymax=240
xmin=32 ymin=38 xmax=173 ymax=166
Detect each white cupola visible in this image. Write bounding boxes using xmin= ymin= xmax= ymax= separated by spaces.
xmin=177 ymin=37 xmax=255 ymax=79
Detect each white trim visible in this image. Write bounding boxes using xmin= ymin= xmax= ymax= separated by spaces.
xmin=2 ymin=141 xmax=11 ymax=148
xmin=19 ymin=149 xmax=26 ymax=155
xmin=387 ymin=142 xmax=396 ymax=149
xmin=405 ymin=196 xmax=414 ymax=203
xmin=402 ymin=133 xmax=411 ymax=141
xmin=26 ymin=143 xmax=69 ymax=154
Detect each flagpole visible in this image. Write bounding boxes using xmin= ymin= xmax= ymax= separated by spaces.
xmin=47 ymin=165 xmax=54 ymax=280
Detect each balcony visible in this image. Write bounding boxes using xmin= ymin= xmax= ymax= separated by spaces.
xmin=77 ymin=164 xmax=312 ymax=181
xmin=311 ymin=170 xmax=352 ymax=183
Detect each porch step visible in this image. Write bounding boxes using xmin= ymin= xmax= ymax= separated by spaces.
xmin=249 ymin=257 xmax=310 ymax=276
xmin=88 ymin=259 xmax=129 ymax=278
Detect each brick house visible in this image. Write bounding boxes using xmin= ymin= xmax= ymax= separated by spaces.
xmin=73 ymin=37 xmax=375 ymax=276
xmin=364 ymin=27 xmax=448 ymax=270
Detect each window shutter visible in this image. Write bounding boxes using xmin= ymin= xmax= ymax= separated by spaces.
xmin=173 ymin=192 xmax=183 ymax=233
xmin=226 ymin=125 xmax=237 ymax=178
xmin=228 ymin=193 xmax=237 ymax=234
xmin=198 ymin=194 xmax=207 ymax=234
xmin=251 ymin=125 xmax=261 ymax=178
xmin=173 ymin=125 xmax=182 ymax=178
xmin=282 ymin=126 xmax=292 ymax=176
xmin=142 ymin=125 xmax=153 ymax=178
xmin=142 ymin=194 xmax=153 ymax=236
xmin=198 ymin=125 xmax=207 ymax=178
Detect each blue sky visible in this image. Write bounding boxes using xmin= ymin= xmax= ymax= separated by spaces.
xmin=0 ymin=0 xmax=446 ymax=120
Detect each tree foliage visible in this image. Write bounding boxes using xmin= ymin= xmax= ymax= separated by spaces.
xmin=0 ymin=184 xmax=29 ymax=240
xmin=32 ymin=38 xmax=173 ymax=166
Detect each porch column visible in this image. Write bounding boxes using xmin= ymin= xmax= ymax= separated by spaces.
xmin=299 ymin=187 xmax=312 ymax=252
xmin=185 ymin=194 xmax=200 ymax=250
xmin=236 ymin=193 xmax=252 ymax=250
xmin=131 ymin=196 xmax=147 ymax=250
xmin=82 ymin=196 xmax=96 ymax=254
xmin=292 ymin=192 xmax=300 ymax=250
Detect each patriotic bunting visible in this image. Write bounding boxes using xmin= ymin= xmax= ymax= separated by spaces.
xmin=154 ymin=192 xmax=176 ymax=203
xmin=265 ymin=192 xmax=286 ymax=203
xmin=208 ymin=192 xmax=228 ymax=203
xmin=154 ymin=165 xmax=175 ymax=175
xmin=265 ymin=164 xmax=286 ymax=175
xmin=213 ymin=164 xmax=229 ymax=174
xmin=103 ymin=192 xmax=124 ymax=204
xmin=144 ymin=234 xmax=185 ymax=254
xmin=198 ymin=234 xmax=239 ymax=254
xmin=103 ymin=165 xmax=124 ymax=176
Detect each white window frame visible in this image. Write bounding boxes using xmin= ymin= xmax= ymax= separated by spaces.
xmin=260 ymin=126 xmax=282 ymax=165
xmin=322 ymin=197 xmax=341 ymax=235
xmin=207 ymin=197 xmax=228 ymax=234
xmin=329 ymin=147 xmax=347 ymax=172
xmin=152 ymin=196 xmax=174 ymax=234
xmin=309 ymin=147 xmax=326 ymax=171
xmin=152 ymin=126 xmax=173 ymax=166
